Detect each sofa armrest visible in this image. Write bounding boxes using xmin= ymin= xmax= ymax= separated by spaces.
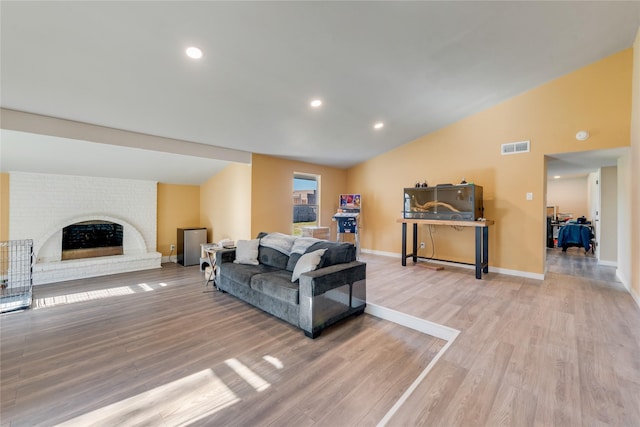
xmin=298 ymin=261 xmax=366 ymax=297
xmin=298 ymin=261 xmax=366 ymax=338
xmin=215 ymin=248 xmax=237 ymax=265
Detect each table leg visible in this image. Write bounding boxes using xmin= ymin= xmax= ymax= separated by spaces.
xmin=475 ymin=227 xmax=482 ymax=279
xmin=412 ymin=223 xmax=418 ymax=263
xmin=483 ymin=227 xmax=489 ymax=273
xmin=401 ymin=222 xmax=407 ymax=266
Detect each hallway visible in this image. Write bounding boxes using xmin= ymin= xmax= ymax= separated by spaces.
xmin=546 ymin=247 xmax=617 ymax=282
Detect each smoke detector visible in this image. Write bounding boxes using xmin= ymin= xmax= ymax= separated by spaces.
xmin=576 ymin=131 xmax=590 ymax=141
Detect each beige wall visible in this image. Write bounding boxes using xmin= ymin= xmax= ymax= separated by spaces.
xmin=251 ymin=154 xmax=347 ymax=238
xmin=547 ymin=177 xmax=588 ymax=220
xmin=599 ymin=166 xmax=618 ymax=264
xmin=0 ymin=173 xmax=8 ymax=241
xmin=347 ymin=48 xmax=633 ymax=275
xmin=630 ymin=29 xmax=640 ymax=301
xmin=157 ymin=183 xmax=200 ymax=256
xmin=200 ymin=162 xmax=252 ymax=243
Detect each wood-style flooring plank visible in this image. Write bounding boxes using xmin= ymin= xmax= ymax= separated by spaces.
xmin=1 ymin=262 xmax=445 ymax=427
xmin=2 ymin=247 xmax=639 ymax=426
xmin=364 ymin=249 xmax=640 ymax=426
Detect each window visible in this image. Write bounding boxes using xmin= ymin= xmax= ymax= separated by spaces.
xmin=292 ymin=173 xmax=320 ymax=236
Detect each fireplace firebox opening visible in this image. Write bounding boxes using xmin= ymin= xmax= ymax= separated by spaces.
xmin=62 ymin=221 xmax=124 ymax=261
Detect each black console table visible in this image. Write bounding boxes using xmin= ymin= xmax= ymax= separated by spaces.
xmin=396 ymin=218 xmax=495 ymax=279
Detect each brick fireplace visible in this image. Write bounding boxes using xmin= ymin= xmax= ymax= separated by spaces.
xmin=9 ymin=172 xmax=161 ymax=285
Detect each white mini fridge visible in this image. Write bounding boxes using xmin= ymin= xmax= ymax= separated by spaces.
xmin=177 ymin=228 xmax=207 ymax=266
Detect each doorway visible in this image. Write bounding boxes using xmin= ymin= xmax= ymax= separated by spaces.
xmin=545 ymin=148 xmax=625 ymax=280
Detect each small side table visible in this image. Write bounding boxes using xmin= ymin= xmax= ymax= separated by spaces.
xmin=202 ymin=244 xmax=222 ymax=291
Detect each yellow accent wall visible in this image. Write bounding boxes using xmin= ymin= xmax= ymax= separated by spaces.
xmin=251 ymin=154 xmax=347 ymax=238
xmin=157 ymin=183 xmax=200 ymax=256
xmin=200 ymin=162 xmax=252 ymax=243
xmin=0 ymin=173 xmax=9 ymax=241
xmin=631 ymin=30 xmax=640 ymax=300
xmin=347 ymin=48 xmax=633 ymax=275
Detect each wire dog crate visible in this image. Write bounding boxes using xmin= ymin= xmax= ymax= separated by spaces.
xmin=1 ymin=240 xmax=34 ymax=313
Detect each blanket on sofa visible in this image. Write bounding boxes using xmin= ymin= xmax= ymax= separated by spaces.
xmin=259 ymin=232 xmax=297 ymax=255
xmin=290 ymin=237 xmax=322 ymax=255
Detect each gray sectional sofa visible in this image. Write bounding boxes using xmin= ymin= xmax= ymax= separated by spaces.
xmin=215 ymin=232 xmax=366 ymax=338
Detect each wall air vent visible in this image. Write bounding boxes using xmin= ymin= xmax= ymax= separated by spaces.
xmin=501 ymin=140 xmax=530 ymax=155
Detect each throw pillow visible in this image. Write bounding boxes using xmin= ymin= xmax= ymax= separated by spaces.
xmin=291 ymin=248 xmax=327 ymax=282
xmin=234 ymin=239 xmax=260 ymax=265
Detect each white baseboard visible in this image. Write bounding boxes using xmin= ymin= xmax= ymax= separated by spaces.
xmin=631 ymin=289 xmax=640 ymax=310
xmin=614 ymin=269 xmax=640 ymax=310
xmin=616 ymin=268 xmax=630 ymax=290
xmin=599 ymin=260 xmax=617 ymax=267
xmin=629 ymin=289 xmax=640 ymax=308
xmin=361 ymin=248 xmax=401 ymax=258
xmin=360 ymin=248 xmax=544 ymax=280
xmin=161 ymin=256 xmax=177 ymax=264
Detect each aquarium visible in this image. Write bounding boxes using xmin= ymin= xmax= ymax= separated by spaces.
xmin=403 ymin=184 xmax=484 ymax=220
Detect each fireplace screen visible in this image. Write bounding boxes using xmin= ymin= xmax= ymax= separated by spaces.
xmin=62 ymin=221 xmax=123 ymax=260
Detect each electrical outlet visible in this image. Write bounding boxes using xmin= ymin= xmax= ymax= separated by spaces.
xmin=420 ymin=242 xmax=425 ymax=249
xmin=170 ymin=244 xmax=175 ymax=251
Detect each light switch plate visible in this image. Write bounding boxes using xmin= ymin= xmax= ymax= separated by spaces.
xmin=526 ymin=192 xmax=533 ymax=200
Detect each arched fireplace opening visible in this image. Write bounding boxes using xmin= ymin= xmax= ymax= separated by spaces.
xmin=62 ymin=221 xmax=124 ymax=260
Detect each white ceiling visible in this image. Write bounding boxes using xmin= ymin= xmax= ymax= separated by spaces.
xmin=0 ymin=129 xmax=233 ymax=185
xmin=1 ymin=1 xmax=639 ymax=184
xmin=546 ymin=147 xmax=630 ymax=179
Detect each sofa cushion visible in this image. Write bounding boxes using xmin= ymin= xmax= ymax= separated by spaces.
xmin=258 ymin=247 xmax=290 ymax=270
xmin=250 ymin=270 xmax=299 ymax=305
xmin=291 ymin=248 xmax=327 ymax=282
xmin=306 ymin=241 xmax=356 ymax=268
xmin=234 ymin=239 xmax=260 ymax=265
xmin=223 ymin=262 xmax=279 ymax=286
xmin=258 ymin=232 xmax=297 ymax=269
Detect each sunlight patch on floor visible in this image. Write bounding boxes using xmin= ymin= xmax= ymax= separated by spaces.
xmin=56 ymin=369 xmax=239 ymax=427
xmin=137 ymin=283 xmax=153 ymax=292
xmin=33 ymin=282 xmax=170 ymax=309
xmin=263 ymin=355 xmax=284 ymax=369
xmin=225 ymin=358 xmax=271 ymax=392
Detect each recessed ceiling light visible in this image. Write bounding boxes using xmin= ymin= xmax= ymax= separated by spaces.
xmin=374 ymin=122 xmax=384 ymax=130
xmin=554 ymin=175 xmax=561 ymax=179
xmin=186 ymin=47 xmax=203 ymax=59
xmin=310 ymin=99 xmax=322 ymax=108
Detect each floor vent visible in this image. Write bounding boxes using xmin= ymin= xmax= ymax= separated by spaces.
xmin=501 ymin=140 xmax=530 ymax=155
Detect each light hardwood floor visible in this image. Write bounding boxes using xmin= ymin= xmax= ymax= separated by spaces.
xmin=2 ymin=250 xmax=639 ymax=426
xmin=365 ymin=250 xmax=640 ymax=426
xmin=1 ymin=262 xmax=444 ymax=426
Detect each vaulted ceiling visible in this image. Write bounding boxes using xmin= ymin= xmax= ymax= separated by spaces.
xmin=1 ymin=1 xmax=639 ymax=184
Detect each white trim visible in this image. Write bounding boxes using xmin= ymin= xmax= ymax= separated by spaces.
xmin=631 ymin=289 xmax=640 ymax=310
xmin=598 ymin=260 xmax=617 ymax=267
xmin=365 ymin=303 xmax=459 ymax=342
xmin=616 ymin=268 xmax=640 ymax=309
xmin=365 ymin=302 xmax=460 ymax=427
xmin=491 ymin=266 xmax=544 ymax=280
xmin=361 ymin=248 xmax=400 ymax=258
xmin=361 ymin=248 xmax=545 ymax=280
xmin=376 ymin=337 xmax=457 ymax=427
xmin=617 ymin=268 xmax=631 ymax=290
